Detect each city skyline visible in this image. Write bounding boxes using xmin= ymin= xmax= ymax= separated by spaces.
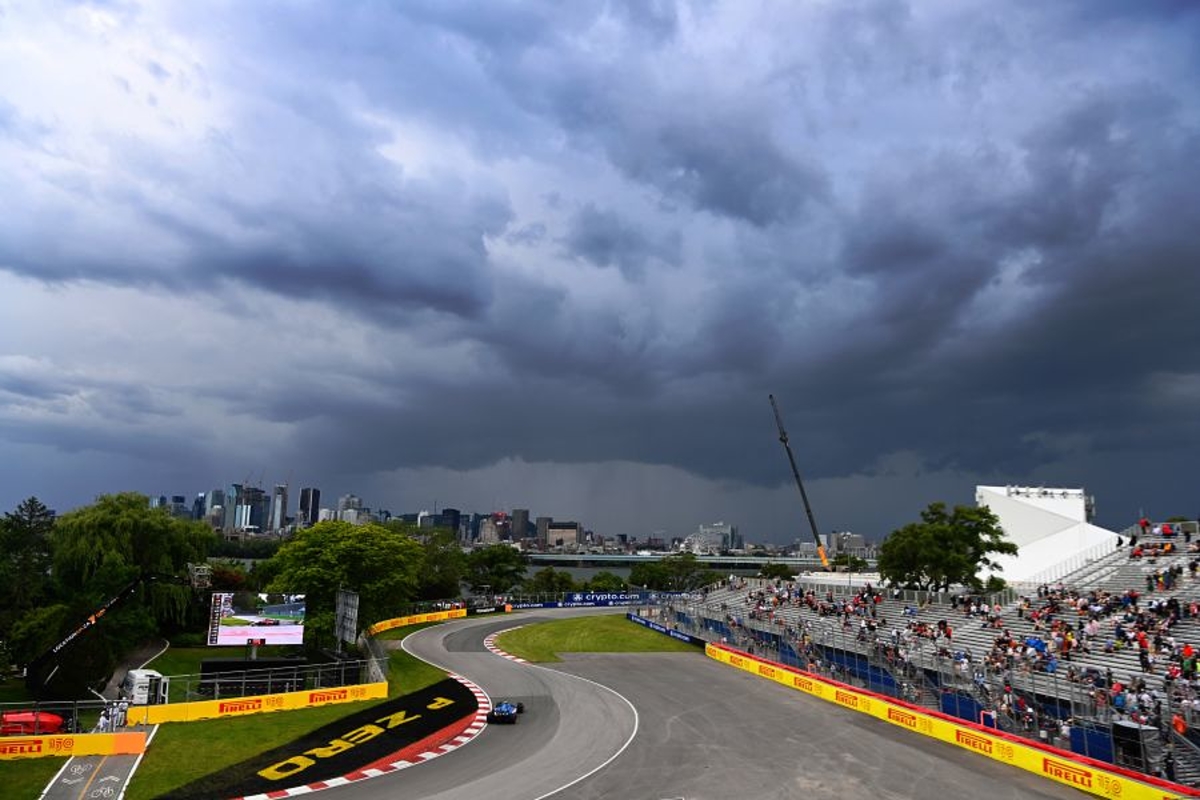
xmin=2 ymin=3 xmax=1198 ymax=544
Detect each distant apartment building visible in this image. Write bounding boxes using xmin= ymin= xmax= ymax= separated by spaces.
xmin=536 ymin=516 xmax=552 ymax=548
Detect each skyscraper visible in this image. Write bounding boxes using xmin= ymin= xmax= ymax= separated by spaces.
xmin=269 ymin=484 xmax=289 ymax=532
xmin=299 ymin=487 xmax=320 ymax=527
xmin=511 ymin=508 xmax=530 ymax=541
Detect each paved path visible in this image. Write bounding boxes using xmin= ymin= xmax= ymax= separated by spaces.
xmin=39 ymin=640 xmax=167 ymax=800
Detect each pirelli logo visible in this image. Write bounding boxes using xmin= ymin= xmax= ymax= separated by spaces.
xmin=308 ymin=689 xmax=348 ymax=704
xmin=758 ymin=665 xmax=776 ymax=679
xmin=1043 ymin=758 xmax=1092 ymax=788
xmin=219 ymin=698 xmax=264 ymax=714
xmin=0 ymin=739 xmax=43 ymax=756
xmin=835 ymin=690 xmax=858 ymax=708
xmin=955 ymin=729 xmax=993 ymax=755
xmin=887 ymin=708 xmax=918 ymax=728
xmin=730 ymin=655 xmax=745 ymax=668
xmin=793 ymin=676 xmax=814 ymax=692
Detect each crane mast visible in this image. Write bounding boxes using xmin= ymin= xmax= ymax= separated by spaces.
xmin=769 ymin=394 xmax=829 ymax=569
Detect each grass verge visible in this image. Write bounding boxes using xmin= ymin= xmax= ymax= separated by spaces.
xmin=125 ymin=635 xmax=447 ymax=799
xmin=495 ymin=613 xmax=700 ymax=662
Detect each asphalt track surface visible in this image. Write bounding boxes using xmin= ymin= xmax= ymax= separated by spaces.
xmin=322 ymin=610 xmax=1085 ymax=800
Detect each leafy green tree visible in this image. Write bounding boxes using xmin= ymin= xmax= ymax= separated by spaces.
xmin=758 ymin=562 xmax=795 ymax=581
xmin=631 ymin=553 xmax=719 ymax=591
xmin=27 ymin=493 xmax=216 ymax=697
xmin=628 ymin=560 xmax=668 ymax=590
xmin=585 ymin=571 xmax=628 ymax=591
xmin=414 ymin=529 xmax=467 ymax=601
xmin=523 ymin=567 xmax=577 ymax=595
xmin=831 ymin=553 xmax=869 ymax=572
xmin=465 ymin=545 xmax=528 ymax=593
xmin=0 ymin=497 xmax=55 ymax=641
xmin=877 ymin=502 xmax=1017 ymax=592
xmin=264 ymin=520 xmax=424 ymax=648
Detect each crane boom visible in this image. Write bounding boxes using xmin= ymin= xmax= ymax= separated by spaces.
xmin=769 ymin=394 xmax=829 ymax=569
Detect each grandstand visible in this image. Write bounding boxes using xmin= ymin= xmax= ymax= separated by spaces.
xmin=657 ymin=517 xmax=1200 ymax=787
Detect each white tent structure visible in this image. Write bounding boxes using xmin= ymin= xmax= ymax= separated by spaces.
xmin=975 ymin=485 xmax=1120 ymax=584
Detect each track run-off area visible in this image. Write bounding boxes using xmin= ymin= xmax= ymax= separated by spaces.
xmin=315 ymin=607 xmax=1085 ymax=800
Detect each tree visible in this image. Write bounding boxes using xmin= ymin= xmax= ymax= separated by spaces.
xmin=0 ymin=497 xmax=55 ymax=640
xmin=523 ymin=567 xmax=577 ymax=595
xmin=13 ymin=493 xmax=216 ymax=696
xmin=630 ymin=553 xmax=719 ymax=591
xmin=465 ymin=545 xmax=528 ymax=594
xmin=414 ymin=528 xmax=467 ymax=601
xmin=585 ymin=571 xmax=628 ymax=592
xmin=877 ymin=502 xmax=1017 ymax=592
xmin=831 ymin=553 xmax=869 ymax=572
xmin=265 ymin=520 xmax=424 ymax=648
xmin=758 ymin=562 xmax=795 ymax=581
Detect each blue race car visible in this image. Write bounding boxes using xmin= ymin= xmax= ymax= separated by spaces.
xmin=486 ymin=700 xmax=525 ymax=724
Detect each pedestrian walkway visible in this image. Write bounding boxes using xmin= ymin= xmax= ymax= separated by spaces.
xmin=39 ymin=640 xmax=168 ymax=800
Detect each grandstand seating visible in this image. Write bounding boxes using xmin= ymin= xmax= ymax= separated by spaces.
xmin=665 ymin=519 xmax=1200 ymax=787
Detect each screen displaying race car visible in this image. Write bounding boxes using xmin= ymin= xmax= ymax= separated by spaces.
xmin=486 ymin=700 xmax=525 ymax=724
xmin=207 ymin=592 xmax=306 ymax=646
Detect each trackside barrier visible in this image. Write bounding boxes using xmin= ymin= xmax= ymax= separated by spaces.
xmin=127 ymin=682 xmax=389 ymax=725
xmin=0 ymin=731 xmax=146 ymax=760
xmin=626 ymin=613 xmax=706 ymax=647
xmin=365 ymin=608 xmax=469 ymax=636
xmin=706 ymin=643 xmax=1195 ymax=800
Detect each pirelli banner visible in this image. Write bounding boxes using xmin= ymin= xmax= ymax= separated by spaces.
xmin=365 ymin=608 xmax=468 ymax=636
xmin=705 ymin=644 xmax=1193 ymax=800
xmin=129 ymin=682 xmax=389 ymax=726
xmin=0 ymin=731 xmax=146 ymax=760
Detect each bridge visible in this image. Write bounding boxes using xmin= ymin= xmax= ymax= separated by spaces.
xmin=527 ymin=552 xmax=837 ymax=573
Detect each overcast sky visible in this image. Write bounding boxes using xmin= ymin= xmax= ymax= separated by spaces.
xmin=1 ymin=1 xmax=1197 ymax=544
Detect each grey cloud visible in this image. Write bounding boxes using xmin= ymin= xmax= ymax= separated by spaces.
xmin=563 ymin=203 xmax=680 ymax=279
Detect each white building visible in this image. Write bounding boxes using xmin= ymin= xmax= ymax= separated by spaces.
xmin=975 ymin=485 xmax=1118 ymax=584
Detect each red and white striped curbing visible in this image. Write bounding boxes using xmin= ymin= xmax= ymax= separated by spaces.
xmin=235 ymin=673 xmax=491 ymax=800
xmin=483 ymin=627 xmax=528 ymax=663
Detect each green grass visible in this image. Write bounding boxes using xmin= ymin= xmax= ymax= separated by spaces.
xmin=495 ymin=613 xmax=700 ymax=662
xmin=2 ymin=615 xmax=693 ymax=799
xmin=124 ymin=638 xmax=447 ymax=799
xmin=0 ymin=755 xmax=66 ymax=799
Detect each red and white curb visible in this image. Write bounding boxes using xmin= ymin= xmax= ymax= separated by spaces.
xmin=237 ymin=674 xmax=491 ymax=800
xmin=483 ymin=627 xmax=528 ymax=663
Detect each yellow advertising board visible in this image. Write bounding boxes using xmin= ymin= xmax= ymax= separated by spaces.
xmin=0 ymin=731 xmax=146 ymax=760
xmin=365 ymin=608 xmax=467 ymax=636
xmin=128 ymin=681 xmax=388 ymax=725
xmin=705 ymin=644 xmax=1192 ymax=800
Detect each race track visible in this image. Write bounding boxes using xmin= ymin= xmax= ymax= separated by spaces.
xmin=322 ymin=611 xmax=1084 ymax=800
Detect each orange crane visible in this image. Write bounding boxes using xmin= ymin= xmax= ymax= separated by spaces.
xmin=769 ymin=394 xmax=830 ymax=570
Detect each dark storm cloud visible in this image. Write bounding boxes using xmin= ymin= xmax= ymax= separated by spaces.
xmin=3 ymin=0 xmax=1200 ymax=536
xmin=563 ymin=203 xmax=680 ymax=279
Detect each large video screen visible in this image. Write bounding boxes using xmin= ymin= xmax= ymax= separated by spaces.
xmin=207 ymin=592 xmax=306 ymax=646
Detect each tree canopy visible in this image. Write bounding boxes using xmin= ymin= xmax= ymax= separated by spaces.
xmin=264 ymin=520 xmax=425 ymax=648
xmin=629 ymin=552 xmax=720 ymax=591
xmin=22 ymin=493 xmax=216 ymax=697
xmin=876 ymin=502 xmax=1017 ymax=592
xmin=465 ymin=545 xmax=528 ymax=594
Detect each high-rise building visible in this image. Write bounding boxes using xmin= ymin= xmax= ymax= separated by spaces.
xmin=269 ymin=484 xmax=289 ymax=532
xmin=536 ymin=517 xmax=551 ymax=548
xmin=192 ymin=493 xmax=206 ymax=521
xmin=441 ymin=508 xmax=462 ymax=539
xmin=338 ymin=494 xmax=363 ymax=518
xmin=511 ymin=508 xmax=530 ymax=541
xmin=299 ymin=487 xmax=320 ymax=527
